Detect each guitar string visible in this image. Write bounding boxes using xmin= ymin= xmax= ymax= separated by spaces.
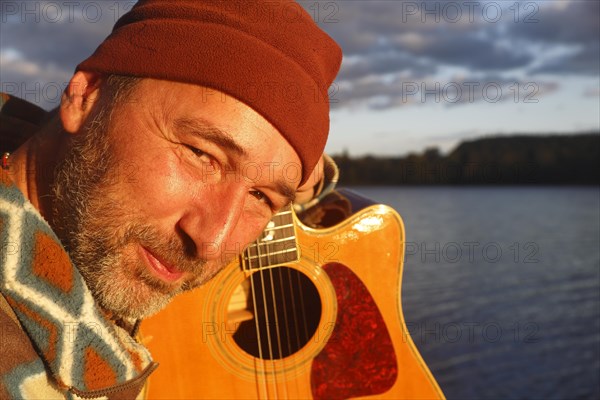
xmin=256 ymin=222 xmax=278 ymax=399
xmin=274 ymin=214 xmax=310 ymax=352
xmin=265 ymin=212 xmax=288 ymax=399
xmin=279 ymin=217 xmax=308 ymax=398
xmin=249 ymin=207 xmax=307 ymax=398
xmin=276 ymin=261 xmax=295 ymax=396
xmin=280 ymin=212 xmax=296 ymax=398
xmin=267 ymin=211 xmax=297 ymax=398
xmin=262 ymin=208 xmax=298 ymax=399
xmin=291 ymin=241 xmax=311 ymax=397
xmin=288 ymin=242 xmax=312 ymax=398
xmin=280 ymin=209 xmax=299 ymax=397
xmin=284 ymin=212 xmax=303 ymax=396
xmin=258 ymin=210 xmax=294 ymax=398
xmin=285 ymin=208 xmax=312 ymax=400
xmin=288 ymin=211 xmax=310 ymax=353
xmin=248 ymin=239 xmax=269 ymax=398
xmin=296 ymin=270 xmax=310 ymax=347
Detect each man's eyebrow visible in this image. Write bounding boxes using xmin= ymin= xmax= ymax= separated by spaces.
xmin=176 ymin=117 xmax=297 ymax=204
xmin=275 ymin=179 xmax=297 ymax=206
xmin=174 ymin=117 xmax=247 ymax=157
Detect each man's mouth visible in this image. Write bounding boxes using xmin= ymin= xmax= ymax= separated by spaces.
xmin=139 ymin=245 xmax=185 ymax=283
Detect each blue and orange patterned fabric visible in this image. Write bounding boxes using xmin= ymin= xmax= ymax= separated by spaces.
xmin=0 ymin=157 xmax=156 ymax=397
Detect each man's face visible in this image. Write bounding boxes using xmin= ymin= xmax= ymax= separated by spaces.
xmin=53 ymin=78 xmax=302 ymax=320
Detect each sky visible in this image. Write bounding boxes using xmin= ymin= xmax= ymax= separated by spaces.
xmin=1 ymin=0 xmax=599 ymax=156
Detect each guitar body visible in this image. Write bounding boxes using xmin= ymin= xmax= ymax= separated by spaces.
xmin=140 ymin=190 xmax=444 ymax=399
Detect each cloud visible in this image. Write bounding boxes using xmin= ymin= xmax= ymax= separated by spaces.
xmin=0 ymin=1 xmax=118 ymax=74
xmin=509 ymin=0 xmax=599 ymax=45
xmin=393 ymin=32 xmax=533 ymax=71
xmin=317 ymin=1 xmax=535 ymax=72
xmin=337 ymin=51 xmax=436 ymax=82
xmin=309 ymin=1 xmax=596 ymax=110
xmin=0 ymin=1 xmax=133 ymax=108
xmin=0 ymin=48 xmax=73 ymax=109
xmin=509 ymin=0 xmax=600 ymax=76
xmin=333 ymin=73 xmax=559 ymax=111
xmin=532 ymin=42 xmax=600 ymax=75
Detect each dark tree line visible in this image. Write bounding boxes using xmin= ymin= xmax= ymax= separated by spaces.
xmin=333 ymin=133 xmax=600 ymax=185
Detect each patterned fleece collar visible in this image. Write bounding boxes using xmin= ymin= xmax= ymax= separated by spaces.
xmin=0 ymin=174 xmax=155 ymax=393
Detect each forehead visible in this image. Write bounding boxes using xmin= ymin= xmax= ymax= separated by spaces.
xmin=118 ymin=78 xmax=302 ymax=183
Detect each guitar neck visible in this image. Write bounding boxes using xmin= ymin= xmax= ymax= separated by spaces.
xmin=241 ymin=207 xmax=300 ymax=270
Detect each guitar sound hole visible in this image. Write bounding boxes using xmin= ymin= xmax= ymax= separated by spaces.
xmin=231 ymin=267 xmax=322 ymax=360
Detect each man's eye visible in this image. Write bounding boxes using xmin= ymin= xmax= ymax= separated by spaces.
xmin=250 ymin=190 xmax=272 ymax=207
xmin=184 ymin=145 xmax=218 ymax=175
xmin=186 ymin=145 xmax=208 ymax=158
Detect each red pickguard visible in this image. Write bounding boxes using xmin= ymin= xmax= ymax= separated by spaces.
xmin=311 ymin=262 xmax=397 ymax=399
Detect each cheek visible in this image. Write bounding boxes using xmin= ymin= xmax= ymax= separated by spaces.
xmin=119 ymin=151 xmax=192 ymax=218
xmin=230 ymin=214 xmax=270 ymax=249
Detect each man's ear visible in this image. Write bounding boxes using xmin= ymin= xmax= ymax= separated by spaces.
xmin=60 ymin=71 xmax=102 ymax=134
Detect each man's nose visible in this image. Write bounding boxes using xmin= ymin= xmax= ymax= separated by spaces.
xmin=177 ymin=182 xmax=246 ymax=261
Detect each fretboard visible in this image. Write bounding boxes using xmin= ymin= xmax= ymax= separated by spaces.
xmin=241 ymin=207 xmax=299 ymax=270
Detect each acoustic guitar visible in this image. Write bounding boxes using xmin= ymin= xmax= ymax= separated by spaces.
xmin=140 ymin=189 xmax=444 ymax=399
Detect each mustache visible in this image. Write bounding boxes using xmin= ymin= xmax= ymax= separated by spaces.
xmin=122 ymin=223 xmax=208 ymax=276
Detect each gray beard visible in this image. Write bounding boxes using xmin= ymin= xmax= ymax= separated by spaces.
xmin=50 ymin=106 xmax=214 ymax=320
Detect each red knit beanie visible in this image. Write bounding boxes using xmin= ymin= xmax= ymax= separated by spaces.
xmin=76 ymin=0 xmax=342 ymax=183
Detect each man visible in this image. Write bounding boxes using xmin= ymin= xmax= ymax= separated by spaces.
xmin=0 ymin=1 xmax=341 ymax=398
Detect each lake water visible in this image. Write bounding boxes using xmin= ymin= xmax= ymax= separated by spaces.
xmin=351 ymin=186 xmax=600 ymax=400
